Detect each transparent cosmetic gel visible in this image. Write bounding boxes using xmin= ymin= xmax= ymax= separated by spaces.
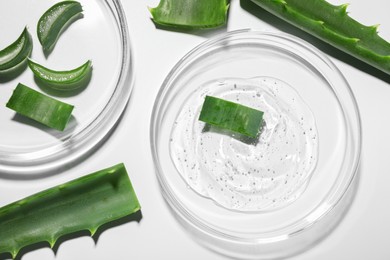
xmin=153 ymin=30 xmax=361 ymax=259
xmin=170 ymin=77 xmax=318 ymax=211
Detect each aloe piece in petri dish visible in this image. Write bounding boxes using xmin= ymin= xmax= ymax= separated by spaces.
xmin=6 ymin=83 xmax=74 ymax=131
xmin=149 ymin=0 xmax=229 ymax=29
xmin=0 ymin=27 xmax=32 ymax=74
xmin=199 ymin=95 xmax=264 ymax=138
xmin=37 ymin=1 xmax=83 ymax=52
xmin=28 ymin=59 xmax=92 ymax=91
xmin=0 ymin=163 xmax=141 ymax=258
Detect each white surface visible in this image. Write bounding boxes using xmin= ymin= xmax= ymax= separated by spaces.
xmin=1 ymin=0 xmax=390 ymax=259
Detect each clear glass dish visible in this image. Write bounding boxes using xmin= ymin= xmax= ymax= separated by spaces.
xmin=0 ymin=0 xmax=133 ymax=175
xmin=150 ymin=29 xmax=361 ymax=259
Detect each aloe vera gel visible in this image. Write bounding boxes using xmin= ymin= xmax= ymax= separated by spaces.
xmin=170 ymin=77 xmax=318 ymax=211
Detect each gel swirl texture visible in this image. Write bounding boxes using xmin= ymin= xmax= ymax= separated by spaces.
xmin=170 ymin=77 xmax=318 ymax=211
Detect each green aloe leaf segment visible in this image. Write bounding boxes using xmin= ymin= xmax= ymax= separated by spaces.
xmin=250 ymin=0 xmax=390 ymax=75
xmin=0 ymin=163 xmax=141 ymax=258
xmin=6 ymin=83 xmax=74 ymax=131
xmin=37 ymin=1 xmax=83 ymax=52
xmin=149 ymin=0 xmax=229 ymax=29
xmin=199 ymin=95 xmax=264 ymax=138
xmin=0 ymin=27 xmax=32 ymax=73
xmin=28 ymin=59 xmax=92 ymax=90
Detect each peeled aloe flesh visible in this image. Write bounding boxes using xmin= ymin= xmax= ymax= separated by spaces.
xmin=250 ymin=0 xmax=390 ymax=75
xmin=0 ymin=163 xmax=140 ymax=258
xmin=149 ymin=0 xmax=229 ymax=29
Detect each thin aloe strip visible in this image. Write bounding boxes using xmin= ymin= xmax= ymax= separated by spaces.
xmin=250 ymin=0 xmax=390 ymax=75
xmin=37 ymin=1 xmax=83 ymax=52
xmin=199 ymin=96 xmax=264 ymax=138
xmin=0 ymin=163 xmax=140 ymax=258
xmin=28 ymin=59 xmax=92 ymax=90
xmin=6 ymin=83 xmax=74 ymax=131
xmin=0 ymin=27 xmax=32 ymax=73
xmin=149 ymin=0 xmax=229 ymax=29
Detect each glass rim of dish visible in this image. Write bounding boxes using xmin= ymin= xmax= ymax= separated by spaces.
xmin=0 ymin=0 xmax=134 ymax=175
xmin=150 ymin=29 xmax=362 ymax=259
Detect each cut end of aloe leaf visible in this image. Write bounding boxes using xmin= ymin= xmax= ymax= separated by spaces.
xmin=150 ymin=0 xmax=229 ymax=29
xmin=199 ymin=96 xmax=264 ymax=138
xmin=37 ymin=1 xmax=83 ymax=52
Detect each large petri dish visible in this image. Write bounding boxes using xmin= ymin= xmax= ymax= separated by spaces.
xmin=150 ymin=29 xmax=361 ymax=259
xmin=0 ymin=0 xmax=133 ymax=174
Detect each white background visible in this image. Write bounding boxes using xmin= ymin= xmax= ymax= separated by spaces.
xmin=1 ymin=0 xmax=390 ymax=259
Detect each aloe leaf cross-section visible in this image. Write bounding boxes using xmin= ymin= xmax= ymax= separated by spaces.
xmin=37 ymin=1 xmax=83 ymax=52
xmin=28 ymin=59 xmax=92 ymax=91
xmin=0 ymin=27 xmax=32 ymax=73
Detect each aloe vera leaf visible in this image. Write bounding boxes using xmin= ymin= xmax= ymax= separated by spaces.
xmin=149 ymin=0 xmax=229 ymax=29
xmin=199 ymin=96 xmax=264 ymax=138
xmin=28 ymin=59 xmax=92 ymax=90
xmin=250 ymin=0 xmax=390 ymax=75
xmin=0 ymin=27 xmax=32 ymax=72
xmin=6 ymin=83 xmax=74 ymax=131
xmin=37 ymin=1 xmax=83 ymax=52
xmin=0 ymin=163 xmax=140 ymax=258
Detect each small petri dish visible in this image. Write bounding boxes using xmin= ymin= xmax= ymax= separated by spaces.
xmin=0 ymin=0 xmax=133 ymax=175
xmin=150 ymin=29 xmax=361 ymax=259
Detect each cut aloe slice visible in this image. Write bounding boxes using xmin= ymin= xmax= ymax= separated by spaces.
xmin=37 ymin=1 xmax=83 ymax=51
xmin=6 ymin=83 xmax=74 ymax=131
xmin=149 ymin=0 xmax=229 ymax=29
xmin=0 ymin=27 xmax=32 ymax=72
xmin=28 ymin=59 xmax=92 ymax=90
xmin=199 ymin=96 xmax=264 ymax=138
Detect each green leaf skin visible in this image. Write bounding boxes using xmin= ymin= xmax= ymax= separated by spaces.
xmin=199 ymin=96 xmax=264 ymax=138
xmin=250 ymin=0 xmax=390 ymax=75
xmin=28 ymin=59 xmax=92 ymax=90
xmin=6 ymin=83 xmax=74 ymax=131
xmin=37 ymin=1 xmax=83 ymax=51
xmin=0 ymin=27 xmax=32 ymax=72
xmin=149 ymin=0 xmax=229 ymax=29
xmin=0 ymin=163 xmax=141 ymax=259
